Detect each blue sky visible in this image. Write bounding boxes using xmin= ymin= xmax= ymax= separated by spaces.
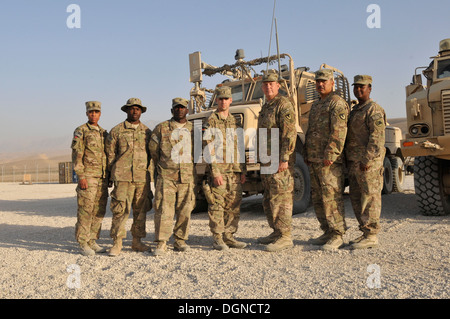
xmin=1 ymin=0 xmax=449 ymax=152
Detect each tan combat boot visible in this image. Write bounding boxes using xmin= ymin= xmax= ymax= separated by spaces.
xmin=223 ymin=233 xmax=247 ymax=249
xmin=88 ymin=240 xmax=106 ymax=253
xmin=108 ymin=238 xmax=123 ymax=257
xmin=349 ymin=234 xmax=366 ymax=245
xmin=309 ymin=230 xmax=332 ymax=245
xmin=174 ymin=238 xmax=190 ymax=252
xmin=213 ymin=234 xmax=229 ymax=251
xmin=351 ymin=234 xmax=379 ymax=250
xmin=321 ymin=233 xmax=344 ymax=251
xmin=266 ymin=233 xmax=294 ymax=252
xmin=154 ymin=241 xmax=167 ymax=256
xmin=80 ymin=243 xmax=95 ymax=257
xmin=132 ymin=237 xmax=151 ymax=252
xmin=257 ymin=230 xmax=281 ymax=245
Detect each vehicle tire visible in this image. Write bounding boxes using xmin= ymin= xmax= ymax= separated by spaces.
xmin=292 ymin=153 xmax=311 ymax=215
xmin=414 ymin=156 xmax=450 ymax=216
xmin=382 ymin=157 xmax=393 ymax=194
xmin=391 ymin=156 xmax=404 ymax=193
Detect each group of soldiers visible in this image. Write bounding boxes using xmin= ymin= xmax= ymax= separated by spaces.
xmin=72 ymin=69 xmax=385 ymax=257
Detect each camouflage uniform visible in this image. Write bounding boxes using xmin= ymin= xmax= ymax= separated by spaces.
xmin=257 ymin=75 xmax=297 ymax=246
xmin=106 ymin=99 xmax=152 ymax=247
xmin=72 ymin=101 xmax=108 ymax=253
xmin=345 ymin=76 xmax=386 ymax=238
xmin=149 ymin=100 xmax=195 ymax=250
xmin=204 ymin=106 xmax=245 ymax=244
xmin=305 ymin=79 xmax=349 ymax=237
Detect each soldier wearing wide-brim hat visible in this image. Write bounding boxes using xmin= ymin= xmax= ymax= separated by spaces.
xmin=72 ymin=101 xmax=109 ymax=256
xmin=346 ymin=75 xmax=386 ymax=250
xmin=106 ymin=97 xmax=152 ymax=256
xmin=257 ymin=69 xmax=297 ymax=252
xmin=150 ymin=97 xmax=196 ymax=256
xmin=305 ymin=69 xmax=349 ymax=251
xmin=120 ymin=97 xmax=147 ymax=113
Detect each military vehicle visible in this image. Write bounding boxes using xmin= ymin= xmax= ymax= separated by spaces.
xmin=188 ymin=50 xmax=405 ymax=213
xmin=401 ymin=38 xmax=450 ymax=216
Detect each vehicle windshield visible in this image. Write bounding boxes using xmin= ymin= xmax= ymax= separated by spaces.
xmin=437 ymin=58 xmax=450 ymax=79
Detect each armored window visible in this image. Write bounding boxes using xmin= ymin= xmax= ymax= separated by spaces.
xmin=437 ymin=59 xmax=450 ymax=79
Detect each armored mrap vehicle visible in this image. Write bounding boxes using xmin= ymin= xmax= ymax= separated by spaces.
xmin=401 ymin=39 xmax=450 ymax=216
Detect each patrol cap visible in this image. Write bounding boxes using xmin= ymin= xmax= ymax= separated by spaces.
xmin=215 ymin=86 xmax=232 ymax=99
xmin=85 ymin=101 xmax=101 ymax=112
xmin=121 ymin=97 xmax=147 ymax=113
xmin=315 ymin=69 xmax=334 ymax=81
xmin=262 ymin=69 xmax=279 ymax=82
xmin=352 ymin=75 xmax=373 ymax=86
xmin=172 ymin=97 xmax=189 ymax=108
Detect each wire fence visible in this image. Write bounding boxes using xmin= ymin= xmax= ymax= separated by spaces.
xmin=0 ymin=163 xmax=75 ymax=184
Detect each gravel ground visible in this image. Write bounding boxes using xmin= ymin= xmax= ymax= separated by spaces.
xmin=0 ymin=175 xmax=448 ymax=301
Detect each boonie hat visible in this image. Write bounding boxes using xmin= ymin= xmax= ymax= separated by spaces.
xmin=172 ymin=97 xmax=189 ymax=108
xmin=121 ymin=98 xmax=147 ymax=113
xmin=352 ymin=75 xmax=373 ymax=86
xmin=215 ymin=87 xmax=232 ymax=99
xmin=85 ymin=101 xmax=101 ymax=112
xmin=315 ymin=69 xmax=334 ymax=81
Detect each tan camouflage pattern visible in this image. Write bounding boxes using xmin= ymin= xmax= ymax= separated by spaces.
xmin=346 ymin=99 xmax=386 ymax=235
xmin=149 ymin=119 xmax=195 ymax=242
xmin=71 ymin=123 xmax=108 ymax=180
xmin=153 ymin=178 xmax=195 ymax=241
xmin=304 ymin=93 xmax=349 ymax=164
xmin=257 ymin=95 xmax=297 ymax=165
xmin=72 ymin=123 xmax=109 ymax=245
xmin=308 ymin=163 xmax=346 ymax=235
xmin=75 ymin=178 xmax=108 ymax=244
xmin=345 ymin=99 xmax=386 ymax=165
xmin=208 ymin=173 xmax=243 ymax=235
xmin=305 ymin=93 xmax=349 ymax=235
xmin=204 ymin=111 xmax=245 ymax=178
xmin=149 ymin=119 xmax=195 ymax=183
xmin=204 ymin=111 xmax=245 ymax=235
xmin=106 ymin=120 xmax=151 ymax=182
xmin=109 ymin=181 xmax=152 ymax=240
xmin=257 ymin=94 xmax=296 ymax=235
xmin=260 ymin=169 xmax=294 ymax=234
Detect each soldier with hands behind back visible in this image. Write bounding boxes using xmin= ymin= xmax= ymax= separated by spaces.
xmin=72 ymin=101 xmax=109 ymax=256
xmin=346 ymin=75 xmax=386 ymax=249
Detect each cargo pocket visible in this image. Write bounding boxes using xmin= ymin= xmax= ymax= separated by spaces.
xmin=110 ymin=183 xmax=128 ymax=214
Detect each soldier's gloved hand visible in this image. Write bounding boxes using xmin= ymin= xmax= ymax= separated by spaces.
xmin=278 ymin=161 xmax=289 ymax=173
xmin=79 ymin=179 xmax=88 ymax=190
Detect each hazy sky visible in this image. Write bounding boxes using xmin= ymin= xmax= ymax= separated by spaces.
xmin=1 ymin=0 xmax=449 ymax=153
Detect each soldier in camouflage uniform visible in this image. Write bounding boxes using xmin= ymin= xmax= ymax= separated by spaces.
xmin=72 ymin=101 xmax=109 ymax=256
xmin=305 ymin=69 xmax=349 ymax=251
xmin=149 ymin=98 xmax=196 ymax=256
xmin=203 ymin=87 xmax=247 ymax=250
xmin=257 ymin=70 xmax=297 ymax=252
xmin=345 ymin=75 xmax=386 ymax=249
xmin=106 ymin=98 xmax=152 ymax=256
